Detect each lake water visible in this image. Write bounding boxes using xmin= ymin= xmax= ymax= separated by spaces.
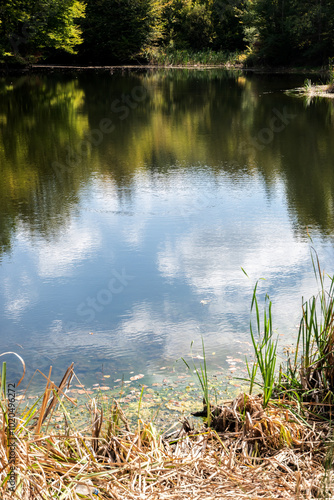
xmin=1 ymin=68 xmax=334 ymax=394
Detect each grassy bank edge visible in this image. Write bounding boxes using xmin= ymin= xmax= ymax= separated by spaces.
xmin=0 ymin=48 xmax=332 ymax=76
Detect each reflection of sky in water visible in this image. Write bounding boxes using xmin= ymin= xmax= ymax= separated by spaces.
xmin=1 ymin=167 xmax=334 ymax=387
xmin=1 ymin=70 xmax=334 ymax=399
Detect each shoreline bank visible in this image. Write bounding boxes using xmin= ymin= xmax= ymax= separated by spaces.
xmin=0 ymin=62 xmax=330 ymax=76
xmin=0 ymin=375 xmax=330 ymax=499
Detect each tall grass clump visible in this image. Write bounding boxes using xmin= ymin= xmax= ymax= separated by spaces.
xmin=304 ymin=78 xmax=312 ymax=91
xmin=246 ymin=282 xmax=278 ymax=408
xmin=275 ymin=252 xmax=334 ymax=416
xmin=182 ymin=338 xmax=211 ymax=426
xmin=241 ymin=250 xmax=334 ymax=417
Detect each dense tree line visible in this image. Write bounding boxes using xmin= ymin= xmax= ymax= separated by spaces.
xmin=0 ymin=0 xmax=333 ymax=66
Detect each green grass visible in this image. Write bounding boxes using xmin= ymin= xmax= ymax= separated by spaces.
xmin=182 ymin=338 xmax=211 ymax=426
xmin=237 ymin=248 xmax=334 ymax=419
xmin=275 ymin=252 xmax=334 ymax=415
xmin=142 ymin=47 xmax=241 ymax=66
xmin=247 ymin=282 xmax=278 ymax=408
xmin=245 ymin=250 xmax=334 ymax=420
xmin=304 ymin=78 xmax=312 ymax=90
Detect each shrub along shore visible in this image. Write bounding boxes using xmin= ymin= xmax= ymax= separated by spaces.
xmin=2 ymin=256 xmax=334 ymax=499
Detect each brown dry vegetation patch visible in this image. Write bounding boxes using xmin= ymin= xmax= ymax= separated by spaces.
xmin=1 ymin=386 xmax=331 ymax=500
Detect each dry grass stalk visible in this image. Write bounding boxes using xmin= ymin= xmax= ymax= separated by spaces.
xmin=0 ymin=366 xmax=331 ymax=500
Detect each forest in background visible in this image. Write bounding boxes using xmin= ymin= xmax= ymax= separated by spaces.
xmin=0 ymin=0 xmax=334 ymax=67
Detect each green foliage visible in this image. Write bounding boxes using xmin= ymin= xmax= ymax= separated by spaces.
xmin=81 ymin=0 xmax=161 ymax=62
xmin=0 ymin=0 xmax=85 ymax=63
xmin=211 ymin=0 xmax=248 ymax=51
xmin=247 ymin=0 xmax=334 ymax=66
xmin=160 ymin=0 xmax=215 ymax=50
xmin=1 ymin=0 xmax=333 ymax=66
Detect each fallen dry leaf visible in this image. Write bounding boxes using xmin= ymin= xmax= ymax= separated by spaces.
xmin=130 ymin=374 xmax=144 ymax=381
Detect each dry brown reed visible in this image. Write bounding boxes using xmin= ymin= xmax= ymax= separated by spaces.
xmin=0 ymin=364 xmax=331 ymax=500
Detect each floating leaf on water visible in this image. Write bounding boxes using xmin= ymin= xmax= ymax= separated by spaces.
xmin=212 ymin=352 xmax=216 ymax=355
xmin=99 ymin=386 xmax=110 ymax=391
xmin=130 ymin=374 xmax=144 ymax=381
xmin=16 ymin=395 xmax=25 ymax=401
xmin=163 ymin=379 xmax=168 ymax=384
xmin=152 ymin=383 xmax=161 ymax=387
xmin=114 ymin=379 xmax=121 ymax=382
xmin=77 ymin=390 xmax=85 ymax=394
xmin=89 ymin=332 xmax=94 ymax=335
xmin=76 ymin=385 xmax=84 ymax=388
xmin=124 ymin=380 xmax=131 ymax=384
xmin=160 ymin=367 xmax=167 ymax=370
xmin=103 ymin=375 xmax=110 ymax=378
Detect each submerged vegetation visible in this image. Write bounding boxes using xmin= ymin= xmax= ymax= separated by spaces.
xmin=2 ymin=255 xmax=334 ymax=498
